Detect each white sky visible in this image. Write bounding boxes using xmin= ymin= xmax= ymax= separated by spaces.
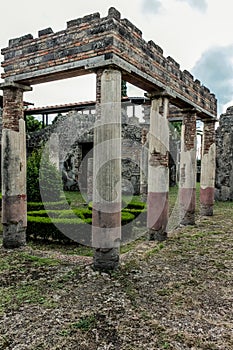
xmin=1 ymin=0 xmax=233 ymax=116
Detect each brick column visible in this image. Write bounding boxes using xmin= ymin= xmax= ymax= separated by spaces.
xmin=0 ymin=82 xmax=32 ymax=248
xmin=92 ymin=69 xmax=122 ymax=271
xmin=179 ymin=110 xmax=197 ymax=225
xmin=147 ymin=94 xmax=169 ymax=241
xmin=200 ymin=119 xmax=216 ymax=216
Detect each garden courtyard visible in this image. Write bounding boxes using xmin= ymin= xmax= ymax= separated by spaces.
xmin=0 ymin=187 xmax=232 ymax=350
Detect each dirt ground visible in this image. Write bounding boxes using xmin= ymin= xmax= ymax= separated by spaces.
xmin=0 ymin=201 xmax=233 ymax=350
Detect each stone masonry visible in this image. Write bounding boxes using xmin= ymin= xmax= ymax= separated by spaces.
xmin=215 ymin=106 xmax=233 ymax=201
xmin=0 ymin=7 xmax=217 ymax=269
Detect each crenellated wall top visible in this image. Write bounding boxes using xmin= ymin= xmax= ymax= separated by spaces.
xmin=1 ymin=7 xmax=217 ymax=118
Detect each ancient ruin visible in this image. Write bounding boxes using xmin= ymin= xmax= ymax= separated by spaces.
xmin=215 ymin=106 xmax=233 ymax=201
xmin=0 ymin=7 xmax=217 ymax=270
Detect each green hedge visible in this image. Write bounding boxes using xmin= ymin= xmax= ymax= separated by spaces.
xmin=28 ymin=208 xmax=93 ymax=219
xmin=27 ymin=200 xmax=69 ymax=211
xmin=27 ymin=209 xmax=135 ymax=243
xmin=27 ymin=215 xmax=92 ymax=242
xmin=124 ymin=201 xmax=146 ymax=210
xmin=121 ymin=212 xmax=135 ymax=225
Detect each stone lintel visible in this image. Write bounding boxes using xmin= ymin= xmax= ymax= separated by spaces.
xmin=0 ymin=81 xmax=32 ymax=92
xmin=180 ymin=107 xmax=199 ymax=115
xmin=2 ymin=50 xmax=216 ymax=120
xmin=145 ymin=90 xmax=176 ymax=100
xmin=202 ymin=117 xmax=217 ymax=123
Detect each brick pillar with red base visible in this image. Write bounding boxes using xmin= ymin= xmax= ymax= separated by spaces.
xmin=0 ymin=82 xmax=32 ymax=248
xmin=179 ymin=110 xmax=197 ymax=225
xmin=200 ymin=120 xmax=216 ymax=216
xmin=147 ymin=94 xmax=170 ymax=241
xmin=92 ymin=69 xmax=122 ymax=271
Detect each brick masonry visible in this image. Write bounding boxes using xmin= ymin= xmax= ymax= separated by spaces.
xmin=2 ymin=88 xmax=24 ymax=131
xmin=1 ymin=7 xmax=217 ymax=118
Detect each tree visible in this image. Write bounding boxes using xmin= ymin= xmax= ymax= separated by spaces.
xmin=121 ymin=80 xmax=127 ymax=97
xmin=26 ymin=115 xmax=43 ymax=132
xmin=171 ymin=121 xmax=182 ymax=136
xmin=27 ymin=148 xmax=62 ymax=202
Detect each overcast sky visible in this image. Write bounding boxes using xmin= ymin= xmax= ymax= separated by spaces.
xmin=0 ymin=0 xmax=232 ymax=116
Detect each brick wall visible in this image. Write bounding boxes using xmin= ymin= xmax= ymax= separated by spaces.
xmin=1 ymin=7 xmax=217 ymax=117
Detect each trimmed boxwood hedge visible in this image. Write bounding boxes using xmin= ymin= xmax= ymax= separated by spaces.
xmin=27 ymin=209 xmax=136 ymax=243
xmin=27 ymin=200 xmax=69 ymax=211
xmin=27 ymin=216 xmax=92 ymax=242
xmin=124 ymin=201 xmax=146 ymax=210
xmin=27 ymin=208 xmax=93 ymax=220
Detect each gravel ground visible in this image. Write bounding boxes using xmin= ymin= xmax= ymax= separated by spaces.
xmin=0 ymin=204 xmax=233 ymax=350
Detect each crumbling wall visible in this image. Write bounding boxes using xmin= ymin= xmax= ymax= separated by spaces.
xmin=215 ymin=106 xmax=233 ymax=201
xmin=27 ymin=110 xmax=143 ymax=193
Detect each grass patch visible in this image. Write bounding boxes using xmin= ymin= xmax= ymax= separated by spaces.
xmin=0 ymin=283 xmax=52 ymax=314
xmin=20 ymin=253 xmax=60 ymax=266
xmin=145 ymin=243 xmax=165 ymax=259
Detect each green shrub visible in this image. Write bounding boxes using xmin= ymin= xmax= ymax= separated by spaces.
xmin=27 ymin=208 xmax=93 ymax=220
xmin=39 ymin=148 xmax=63 ymax=202
xmin=27 ymin=215 xmax=92 ymax=242
xmin=121 ymin=212 xmax=135 ymax=225
xmin=125 ymin=201 xmax=146 ymax=210
xmin=27 ymin=206 xmax=135 ymax=242
xmin=27 ymin=148 xmax=62 ymax=203
xmin=27 ymin=149 xmax=41 ymax=202
xmin=27 ymin=200 xmax=68 ymax=211
xmin=26 ymin=115 xmax=43 ymax=132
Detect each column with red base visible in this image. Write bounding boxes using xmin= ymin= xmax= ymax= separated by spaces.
xmin=200 ymin=120 xmax=216 ymax=216
xmin=0 ymin=82 xmax=32 ymax=248
xmin=92 ymin=69 xmax=122 ymax=271
xmin=179 ymin=110 xmax=197 ymax=225
xmin=147 ymin=94 xmax=170 ymax=241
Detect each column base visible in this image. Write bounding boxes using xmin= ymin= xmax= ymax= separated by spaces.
xmin=180 ymin=211 xmax=195 ymax=226
xmin=148 ymin=228 xmax=167 ymax=242
xmin=200 ymin=204 xmax=213 ymax=216
xmin=3 ymin=223 xmax=26 ymax=249
xmin=93 ymin=248 xmax=119 ymax=271
xmin=140 ymin=184 xmax=148 ymax=202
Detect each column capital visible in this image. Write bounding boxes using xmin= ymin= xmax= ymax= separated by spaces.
xmin=145 ymin=91 xmax=170 ymax=100
xmin=0 ymin=81 xmax=32 ymax=92
xmin=145 ymin=90 xmax=174 ymax=100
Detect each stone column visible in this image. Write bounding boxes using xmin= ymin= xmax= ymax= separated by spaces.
xmin=87 ymin=157 xmax=93 ymax=202
xmin=200 ymin=119 xmax=216 ymax=216
xmin=92 ymin=69 xmax=122 ymax=271
xmin=0 ymin=82 xmax=32 ymax=248
xmin=147 ymin=94 xmax=170 ymax=241
xmin=140 ymin=127 xmax=149 ymax=202
xmin=179 ymin=110 xmax=197 ymax=225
